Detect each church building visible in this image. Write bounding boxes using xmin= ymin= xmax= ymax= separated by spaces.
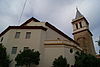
xmin=0 ymin=9 xmax=95 ymax=67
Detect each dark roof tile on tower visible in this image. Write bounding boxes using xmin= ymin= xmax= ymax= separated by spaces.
xmin=75 ymin=8 xmax=83 ymax=19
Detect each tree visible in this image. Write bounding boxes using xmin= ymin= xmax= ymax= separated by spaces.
xmin=15 ymin=49 xmax=40 ymax=67
xmin=74 ymin=52 xmax=100 ymax=67
xmin=52 ymin=55 xmax=69 ymax=67
xmin=0 ymin=43 xmax=11 ymax=67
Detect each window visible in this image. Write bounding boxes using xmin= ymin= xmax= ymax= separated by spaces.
xmin=0 ymin=37 xmax=3 ymax=42
xmin=11 ymin=47 xmax=17 ymax=54
xmin=75 ymin=23 xmax=78 ymax=29
xmin=24 ymin=47 xmax=29 ymax=51
xmin=70 ymin=48 xmax=73 ymax=53
xmin=79 ymin=22 xmax=82 ymax=28
xmin=15 ymin=32 xmax=20 ymax=38
xmin=25 ymin=32 xmax=31 ymax=39
xmin=75 ymin=51 xmax=80 ymax=55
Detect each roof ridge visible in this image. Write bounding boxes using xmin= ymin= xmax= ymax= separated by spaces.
xmin=75 ymin=8 xmax=83 ymax=19
xmin=45 ymin=22 xmax=79 ymax=45
xmin=20 ymin=17 xmax=40 ymax=26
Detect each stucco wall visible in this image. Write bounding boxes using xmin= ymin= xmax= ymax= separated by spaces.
xmin=24 ymin=20 xmax=46 ymax=27
xmin=44 ymin=45 xmax=79 ymax=67
xmin=0 ymin=21 xmax=80 ymax=67
xmin=1 ymin=29 xmax=43 ymax=67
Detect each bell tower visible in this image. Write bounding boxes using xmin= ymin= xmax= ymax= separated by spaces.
xmin=71 ymin=8 xmax=96 ymax=55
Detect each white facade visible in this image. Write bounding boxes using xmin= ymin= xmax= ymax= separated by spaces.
xmin=0 ymin=17 xmax=82 ymax=67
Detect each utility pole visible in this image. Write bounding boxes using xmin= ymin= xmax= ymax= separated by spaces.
xmin=95 ymin=36 xmax=100 ymax=54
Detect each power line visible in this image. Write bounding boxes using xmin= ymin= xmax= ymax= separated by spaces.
xmin=18 ymin=0 xmax=28 ymax=23
xmin=27 ymin=0 xmax=34 ymax=16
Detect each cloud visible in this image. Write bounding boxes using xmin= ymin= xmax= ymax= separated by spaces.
xmin=0 ymin=0 xmax=100 ymax=53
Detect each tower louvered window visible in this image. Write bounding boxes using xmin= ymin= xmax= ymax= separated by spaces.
xmin=79 ymin=22 xmax=82 ymax=28
xmin=76 ymin=23 xmax=78 ymax=29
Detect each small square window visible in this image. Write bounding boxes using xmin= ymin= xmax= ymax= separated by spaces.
xmin=25 ymin=32 xmax=31 ymax=39
xmin=15 ymin=32 xmax=20 ymax=38
xmin=11 ymin=47 xmax=17 ymax=54
xmin=24 ymin=47 xmax=29 ymax=51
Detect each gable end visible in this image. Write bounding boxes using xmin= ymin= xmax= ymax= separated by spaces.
xmin=21 ymin=17 xmax=40 ymax=26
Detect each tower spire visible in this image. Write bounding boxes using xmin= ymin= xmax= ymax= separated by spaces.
xmin=75 ymin=8 xmax=83 ymax=19
xmin=71 ymin=8 xmax=96 ymax=55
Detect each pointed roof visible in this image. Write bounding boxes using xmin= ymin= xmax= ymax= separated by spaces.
xmin=75 ymin=8 xmax=83 ymax=19
xmin=72 ymin=8 xmax=89 ymax=25
xmin=21 ymin=17 xmax=40 ymax=26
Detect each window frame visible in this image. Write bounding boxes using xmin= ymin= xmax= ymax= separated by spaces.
xmin=11 ymin=47 xmax=17 ymax=54
xmin=75 ymin=23 xmax=78 ymax=29
xmin=25 ymin=32 xmax=31 ymax=39
xmin=15 ymin=32 xmax=20 ymax=39
xmin=79 ymin=22 xmax=82 ymax=28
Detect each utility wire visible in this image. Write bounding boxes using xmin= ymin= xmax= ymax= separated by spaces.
xmin=18 ymin=0 xmax=28 ymax=23
xmin=27 ymin=0 xmax=34 ymax=16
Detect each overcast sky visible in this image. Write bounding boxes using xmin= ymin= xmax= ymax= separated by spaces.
xmin=0 ymin=0 xmax=100 ymax=54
